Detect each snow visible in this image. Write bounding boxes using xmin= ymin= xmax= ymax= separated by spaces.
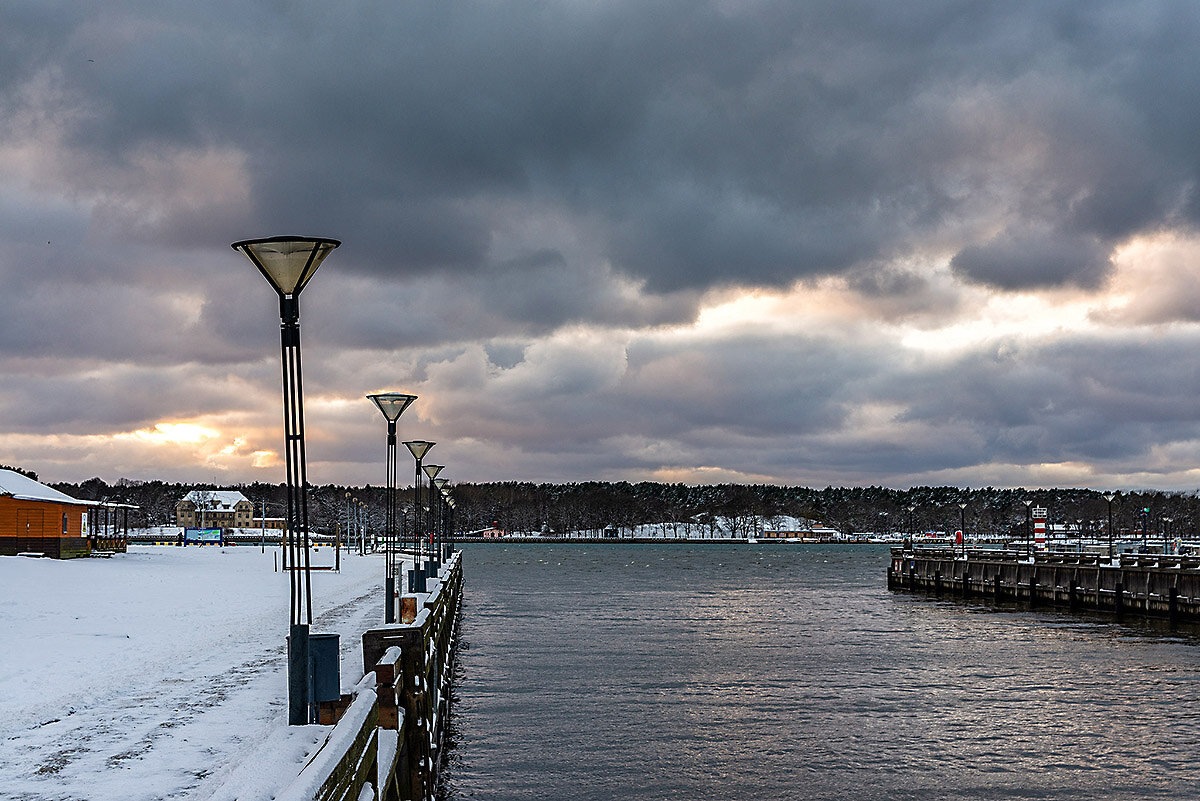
xmin=273 ymin=674 xmax=377 ymax=801
xmin=0 ymin=468 xmax=88 ymax=505
xmin=0 ymin=544 xmax=397 ymax=800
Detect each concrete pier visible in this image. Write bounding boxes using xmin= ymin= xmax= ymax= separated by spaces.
xmin=889 ymin=547 xmax=1200 ymax=622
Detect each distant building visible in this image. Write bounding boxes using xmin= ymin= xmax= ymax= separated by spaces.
xmin=175 ymin=490 xmax=254 ymax=529
xmin=0 ymin=468 xmax=93 ymax=558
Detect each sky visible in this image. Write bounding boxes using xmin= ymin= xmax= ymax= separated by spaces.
xmin=5 ymin=1 xmax=1200 ymax=491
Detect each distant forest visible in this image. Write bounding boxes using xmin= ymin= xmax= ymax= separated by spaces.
xmin=35 ymin=473 xmax=1200 ymax=540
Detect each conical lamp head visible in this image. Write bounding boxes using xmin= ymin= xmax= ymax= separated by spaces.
xmin=433 ymin=477 xmax=449 ymax=489
xmin=404 ymin=440 xmax=434 ymax=460
xmin=423 ymin=464 xmax=444 ymax=480
xmin=232 ymin=236 xmax=341 ymax=296
xmin=367 ymin=392 xmax=417 ymax=422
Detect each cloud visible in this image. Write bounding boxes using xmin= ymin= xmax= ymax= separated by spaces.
xmin=7 ymin=1 xmax=1200 ymax=490
xmin=950 ymin=227 xmax=1113 ymax=290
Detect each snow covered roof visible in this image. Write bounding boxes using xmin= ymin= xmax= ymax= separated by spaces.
xmin=0 ymin=469 xmax=89 ymax=506
xmin=182 ymin=490 xmax=251 ymax=510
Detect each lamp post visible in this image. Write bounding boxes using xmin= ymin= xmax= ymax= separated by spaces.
xmin=361 ymin=500 xmax=370 ymax=552
xmin=368 ymin=393 xmax=418 ymax=623
xmin=957 ymin=503 xmax=967 ymax=558
xmin=433 ymin=477 xmax=449 ymax=561
xmin=446 ymin=497 xmax=456 ymax=557
xmin=1023 ymin=499 xmax=1033 ymax=557
xmin=404 ymin=441 xmax=434 ymax=591
xmin=1163 ymin=517 xmax=1173 ymax=555
xmin=1104 ymin=493 xmax=1116 ymax=561
xmin=232 ymin=234 xmax=339 ymax=726
xmin=906 ymin=505 xmax=916 ymax=551
xmin=422 ymin=464 xmax=443 ymax=573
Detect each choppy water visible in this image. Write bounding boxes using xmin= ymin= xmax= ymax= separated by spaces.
xmin=441 ymin=543 xmax=1200 ymax=800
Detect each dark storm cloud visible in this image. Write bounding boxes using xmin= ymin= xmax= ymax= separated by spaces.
xmin=949 ymin=228 xmax=1112 ymax=290
xmin=0 ymin=360 xmax=267 ymax=432
xmin=10 ymin=0 xmax=1200 ymax=301
xmin=886 ymin=335 xmax=1200 ymax=470
xmin=9 ymin=1 xmax=1200 ymax=488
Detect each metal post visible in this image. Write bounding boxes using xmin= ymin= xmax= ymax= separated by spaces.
xmin=385 ymin=419 xmax=398 ymax=622
xmin=958 ymin=503 xmax=966 ymax=558
xmin=280 ymin=298 xmax=313 ymax=725
xmin=1106 ymin=495 xmax=1115 ymax=560
xmin=1025 ymin=501 xmax=1033 ymax=557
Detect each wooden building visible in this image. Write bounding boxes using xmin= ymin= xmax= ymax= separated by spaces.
xmin=0 ymin=469 xmax=93 ymax=558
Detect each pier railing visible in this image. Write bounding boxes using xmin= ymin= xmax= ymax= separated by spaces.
xmin=269 ymin=552 xmax=463 ymax=801
xmin=889 ymin=547 xmax=1200 ymax=621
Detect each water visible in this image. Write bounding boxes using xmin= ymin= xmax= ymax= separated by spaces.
xmin=441 ymin=543 xmax=1200 ymax=800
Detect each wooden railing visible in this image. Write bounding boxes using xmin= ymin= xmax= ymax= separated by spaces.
xmin=272 ymin=552 xmax=464 ymax=801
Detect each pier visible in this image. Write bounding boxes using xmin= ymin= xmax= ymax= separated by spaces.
xmin=268 ymin=552 xmax=463 ymax=801
xmin=889 ymin=547 xmax=1200 ymax=622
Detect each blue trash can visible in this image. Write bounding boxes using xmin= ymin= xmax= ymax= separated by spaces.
xmin=308 ymin=632 xmax=341 ymax=704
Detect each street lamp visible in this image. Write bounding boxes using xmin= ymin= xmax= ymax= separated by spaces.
xmin=958 ymin=503 xmax=967 ymax=558
xmin=906 ymin=505 xmax=916 ymax=550
xmin=232 ymin=234 xmax=339 ymax=726
xmin=1023 ymin=499 xmax=1033 ymax=557
xmin=368 ymin=392 xmax=418 ymax=623
xmin=404 ymin=441 xmax=434 ymax=591
xmin=422 ymin=465 xmax=444 ymax=573
xmin=433 ymin=476 xmax=449 ymax=561
xmin=1163 ymin=517 xmax=1173 ymax=555
xmin=1104 ymin=493 xmax=1116 ymax=561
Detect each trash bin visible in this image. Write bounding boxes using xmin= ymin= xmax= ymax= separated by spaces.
xmin=308 ymin=632 xmax=341 ymax=704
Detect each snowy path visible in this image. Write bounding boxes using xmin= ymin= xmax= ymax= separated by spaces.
xmin=0 ymin=546 xmax=390 ymax=801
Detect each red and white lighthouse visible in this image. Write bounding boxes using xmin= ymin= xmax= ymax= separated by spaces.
xmin=1033 ymin=507 xmax=1048 ymax=550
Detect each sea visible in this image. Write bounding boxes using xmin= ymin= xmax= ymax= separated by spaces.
xmin=440 ymin=542 xmax=1200 ymax=800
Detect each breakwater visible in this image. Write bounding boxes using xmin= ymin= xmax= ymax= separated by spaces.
xmin=889 ymin=547 xmax=1200 ymax=621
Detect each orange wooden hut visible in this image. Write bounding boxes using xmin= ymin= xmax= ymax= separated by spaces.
xmin=0 ymin=469 xmax=93 ymax=558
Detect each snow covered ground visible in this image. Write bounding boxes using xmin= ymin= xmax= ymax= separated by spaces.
xmin=0 ymin=545 xmax=392 ymax=801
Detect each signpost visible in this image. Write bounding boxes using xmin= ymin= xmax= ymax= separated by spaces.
xmin=184 ymin=527 xmax=222 ymax=545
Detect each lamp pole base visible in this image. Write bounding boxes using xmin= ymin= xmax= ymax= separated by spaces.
xmin=287 ymin=623 xmax=311 ymax=725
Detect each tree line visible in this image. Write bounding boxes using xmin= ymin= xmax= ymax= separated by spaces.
xmin=38 ymin=474 xmax=1200 ymax=541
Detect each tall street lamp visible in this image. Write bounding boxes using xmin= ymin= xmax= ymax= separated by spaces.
xmin=404 ymin=441 xmax=434 ymax=591
xmin=1104 ymin=493 xmax=1116 ymax=561
xmin=1023 ymin=499 xmax=1033 ymax=557
xmin=958 ymin=502 xmax=967 ymax=558
xmin=433 ymin=477 xmax=449 ymax=561
xmin=906 ymin=505 xmax=916 ymax=550
xmin=422 ymin=464 xmax=444 ymax=573
xmin=446 ymin=496 xmax=456 ymax=557
xmin=368 ymin=392 xmax=418 ymax=623
xmin=232 ymin=234 xmax=339 ymax=726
